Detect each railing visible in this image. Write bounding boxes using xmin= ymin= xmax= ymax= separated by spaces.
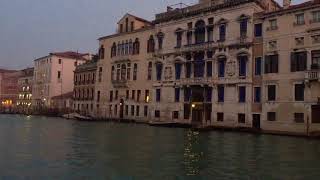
xmin=180 ymin=41 xmax=216 ymax=52
xmin=305 ymin=70 xmax=320 ymax=81
xmin=179 ymin=77 xmax=213 ymax=85
xmin=112 ymin=80 xmax=129 ymax=88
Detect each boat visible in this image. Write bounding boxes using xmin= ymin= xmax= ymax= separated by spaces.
xmin=74 ymin=114 xmax=93 ymax=121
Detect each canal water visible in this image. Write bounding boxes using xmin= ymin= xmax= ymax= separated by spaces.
xmin=0 ymin=115 xmax=319 ymax=180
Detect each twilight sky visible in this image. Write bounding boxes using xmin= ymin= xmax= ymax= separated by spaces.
xmin=0 ymin=0 xmax=305 ymax=69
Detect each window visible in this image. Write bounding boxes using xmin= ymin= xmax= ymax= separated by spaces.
xmin=205 ymin=104 xmax=212 ymax=121
xmin=131 ymin=21 xmax=134 ymax=31
xmin=219 ymin=24 xmax=226 ymax=41
xmin=254 ymin=23 xmax=262 ymax=37
xmin=137 ymin=90 xmax=141 ymax=102
xmin=136 ymin=106 xmax=140 ymax=117
xmin=133 ymin=63 xmax=137 ymax=80
xmin=155 ymin=110 xmax=160 ymax=118
xmin=269 ymin=19 xmax=277 ymax=30
xmin=255 ymin=57 xmax=262 ymax=75
xmin=267 ymin=112 xmax=276 ymax=121
xmin=254 ymin=87 xmax=261 ymax=103
xmin=115 ymin=90 xmax=118 ymax=100
xmin=120 ymin=24 xmax=123 ymax=33
xmin=147 ymin=36 xmax=155 ymax=53
xmin=207 ymin=61 xmax=212 ymax=77
xmin=109 ymin=91 xmax=113 ymax=102
xmin=239 ymin=86 xmax=246 ymax=103
xmin=156 ymin=89 xmax=161 ymax=102
xmin=147 ymin=62 xmax=152 ymax=80
xmin=238 ymin=114 xmax=245 ymax=123
xmin=176 ymin=31 xmax=182 ymax=48
xmin=217 ymin=113 xmax=224 ymax=122
xmin=295 ymin=84 xmax=304 ymax=101
xmin=173 ymin=111 xmax=179 ymax=119
xmin=145 ymin=90 xmax=150 ymax=103
xmin=312 ymin=11 xmax=320 ymax=23
xmin=99 ymin=67 xmax=102 ymax=82
xmin=291 ymin=51 xmax=307 ymax=72
xmin=207 ymin=27 xmax=213 ymax=42
xmin=175 ymin=88 xmax=180 ymax=102
xmin=126 ymin=90 xmax=129 ymax=100
xmin=175 ymin=63 xmax=182 ymax=80
xmin=238 ymin=55 xmax=247 ymax=77
xmin=295 ymin=13 xmax=305 ymax=25
xmin=132 ymin=90 xmax=135 ymax=100
xmin=125 ymin=105 xmax=129 ymax=116
xmin=127 ymin=63 xmax=131 ymax=80
xmin=131 ymin=105 xmax=135 ymax=116
xmin=218 ymin=57 xmax=226 ymax=77
xmin=115 ymin=105 xmax=118 ymax=116
xmin=267 ymin=85 xmax=276 ymax=101
xmin=184 ymin=88 xmax=191 ymax=102
xmin=156 ymin=63 xmax=163 ymax=81
xmin=99 ymin=45 xmax=105 ymax=59
xmin=312 ymin=50 xmax=320 ymax=68
xmin=264 ymin=54 xmax=278 ymax=74
xmin=121 ymin=64 xmax=126 ymax=80
xmin=58 ymin=59 xmax=62 ymax=64
xmin=206 ymin=87 xmax=212 ymax=102
xmin=111 ymin=43 xmax=117 ymax=57
xmin=186 ymin=62 xmax=191 ymax=78
xmin=57 ymin=71 xmax=61 ymax=79
xmin=294 ymin=113 xmax=304 ymax=123
xmin=240 ymin=19 xmax=247 ymax=37
xmin=97 ymin=91 xmax=100 ymax=102
xmin=218 ymin=85 xmax=224 ymax=102
xmin=157 ymin=32 xmax=164 ymax=50
xmin=144 ymin=106 xmax=148 ymax=117
xmin=194 ymin=20 xmax=206 ymax=44
xmin=184 ymin=104 xmax=190 ymax=119
xmin=133 ymin=38 xmax=140 ymax=54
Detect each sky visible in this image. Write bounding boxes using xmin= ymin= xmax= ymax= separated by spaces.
xmin=0 ymin=0 xmax=305 ymax=69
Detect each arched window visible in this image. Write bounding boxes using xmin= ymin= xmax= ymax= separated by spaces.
xmin=127 ymin=63 xmax=131 ymax=80
xmin=147 ymin=35 xmax=155 ymax=53
xmin=111 ymin=66 xmax=115 ymax=81
xmin=147 ymin=62 xmax=152 ymax=80
xmin=195 ymin=20 xmax=206 ymax=44
xmin=175 ymin=28 xmax=183 ymax=48
xmin=129 ymin=40 xmax=133 ymax=54
xmin=125 ymin=40 xmax=129 ymax=55
xmin=111 ymin=43 xmax=117 ymax=57
xmin=99 ymin=45 xmax=105 ymax=59
xmin=157 ymin=32 xmax=164 ymax=50
xmin=238 ymin=53 xmax=248 ymax=77
xmin=218 ymin=56 xmax=226 ymax=77
xmin=121 ymin=64 xmax=126 ymax=80
xmin=117 ymin=42 xmax=121 ymax=55
xmin=133 ymin=63 xmax=138 ymax=80
xmin=133 ymin=38 xmax=140 ymax=54
xmin=121 ymin=41 xmax=125 ymax=55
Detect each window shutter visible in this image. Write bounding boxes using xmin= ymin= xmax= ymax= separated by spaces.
xmin=302 ymin=51 xmax=307 ymax=71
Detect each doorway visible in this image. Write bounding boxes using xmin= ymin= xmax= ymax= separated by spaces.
xmin=252 ymin=114 xmax=261 ymax=129
xmin=312 ymin=105 xmax=320 ymax=123
xmin=119 ymin=99 xmax=124 ymax=119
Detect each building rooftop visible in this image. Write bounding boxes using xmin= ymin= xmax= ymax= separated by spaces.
xmin=50 ymin=51 xmax=90 ymax=61
xmin=51 ymin=92 xmax=74 ymax=100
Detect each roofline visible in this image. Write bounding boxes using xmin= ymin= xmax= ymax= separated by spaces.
xmin=98 ymin=25 xmax=154 ymax=41
xmin=117 ymin=13 xmax=153 ymax=25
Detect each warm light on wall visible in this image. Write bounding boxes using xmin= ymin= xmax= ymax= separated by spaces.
xmin=146 ymin=96 xmax=150 ymax=103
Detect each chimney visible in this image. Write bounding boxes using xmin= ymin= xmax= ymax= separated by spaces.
xmin=283 ymin=0 xmax=291 ymax=9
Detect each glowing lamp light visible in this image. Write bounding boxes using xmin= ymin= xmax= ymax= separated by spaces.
xmin=192 ymin=104 xmax=196 ymax=108
xmin=146 ymin=96 xmax=150 ymax=103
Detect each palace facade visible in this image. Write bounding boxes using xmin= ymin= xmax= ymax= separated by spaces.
xmin=95 ymin=0 xmax=320 ymax=135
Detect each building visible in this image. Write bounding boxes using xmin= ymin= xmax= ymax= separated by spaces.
xmin=51 ymin=92 xmax=74 ymax=114
xmin=0 ymin=69 xmax=23 ymax=112
xmin=32 ymin=51 xmax=91 ymax=109
xmin=256 ymin=0 xmax=320 ymax=134
xmin=95 ymin=0 xmax=320 ymax=135
xmin=17 ymin=67 xmax=34 ymax=113
xmin=73 ymin=55 xmax=98 ymax=116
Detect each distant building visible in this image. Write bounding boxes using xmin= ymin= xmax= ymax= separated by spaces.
xmin=73 ymin=55 xmax=98 ymax=116
xmin=32 ymin=51 xmax=91 ymax=109
xmin=17 ymin=67 xmax=34 ymax=113
xmin=0 ymin=69 xmax=23 ymax=112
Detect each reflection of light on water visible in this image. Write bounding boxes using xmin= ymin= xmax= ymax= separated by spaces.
xmin=183 ymin=130 xmax=203 ymax=176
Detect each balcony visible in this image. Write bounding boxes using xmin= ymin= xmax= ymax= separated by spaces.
xmin=180 ymin=41 xmax=216 ymax=52
xmin=112 ymin=80 xmax=130 ymax=88
xmin=179 ymin=77 xmax=213 ymax=86
xmin=305 ymin=70 xmax=320 ymax=82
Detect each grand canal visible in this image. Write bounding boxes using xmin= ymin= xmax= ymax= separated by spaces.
xmin=0 ymin=114 xmax=319 ymax=179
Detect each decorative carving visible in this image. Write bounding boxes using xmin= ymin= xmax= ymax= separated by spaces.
xmin=164 ymin=66 xmax=173 ymax=80
xmin=226 ymin=60 xmax=236 ymax=77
